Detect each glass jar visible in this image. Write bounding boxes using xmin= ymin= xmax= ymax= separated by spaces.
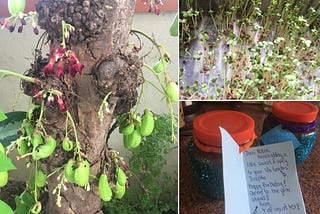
xmin=188 ymin=110 xmax=256 ymax=199
xmin=261 ymin=101 xmax=318 ymax=164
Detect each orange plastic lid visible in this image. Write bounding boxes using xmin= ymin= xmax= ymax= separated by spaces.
xmin=193 ymin=110 xmax=255 ymax=147
xmin=272 ymin=102 xmax=318 ymax=123
xmin=193 ymin=135 xmax=223 ymax=153
xmin=193 ymin=134 xmax=256 ymax=154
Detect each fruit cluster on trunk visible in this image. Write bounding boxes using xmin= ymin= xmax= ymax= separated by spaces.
xmin=21 ymin=0 xmax=140 ymax=213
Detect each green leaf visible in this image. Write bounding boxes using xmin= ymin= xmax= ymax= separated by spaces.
xmin=15 ymin=197 xmax=28 ymax=214
xmin=0 ymin=200 xmax=14 ymax=214
xmin=0 ymin=110 xmax=7 ymax=122
xmin=0 ymin=151 xmax=16 ymax=171
xmin=15 ymin=191 xmax=35 ymax=214
xmin=169 ymin=13 xmax=178 ymax=37
xmin=0 ymin=111 xmax=26 ymax=147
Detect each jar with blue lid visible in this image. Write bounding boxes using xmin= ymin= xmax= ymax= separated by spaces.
xmin=261 ymin=101 xmax=318 ymax=164
xmin=189 ymin=110 xmax=256 ymax=199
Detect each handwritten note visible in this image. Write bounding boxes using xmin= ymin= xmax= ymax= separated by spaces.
xmin=220 ymin=127 xmax=306 ymax=214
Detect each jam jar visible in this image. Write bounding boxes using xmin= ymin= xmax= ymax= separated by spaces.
xmin=261 ymin=101 xmax=318 ymax=164
xmin=188 ymin=110 xmax=256 ymax=199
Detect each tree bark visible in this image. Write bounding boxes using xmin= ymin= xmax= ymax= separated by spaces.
xmin=25 ymin=0 xmax=142 ymax=213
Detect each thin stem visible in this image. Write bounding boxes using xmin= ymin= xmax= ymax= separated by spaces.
xmin=0 ymin=70 xmax=39 ymax=83
xmin=142 ymin=63 xmax=166 ymax=92
xmin=61 ymin=20 xmax=66 ymax=49
xmin=65 ymin=114 xmax=69 ymax=138
xmin=98 ymin=91 xmax=112 ymax=121
xmin=37 ymin=100 xmax=45 ymax=128
xmin=34 ymin=161 xmax=39 ymax=201
xmin=16 ymin=152 xmax=33 ymax=160
xmin=47 ymin=165 xmax=65 ymax=178
xmin=131 ymin=29 xmax=162 ymax=57
xmin=144 ymin=78 xmax=166 ymax=96
xmin=131 ymin=29 xmax=170 ymax=82
xmin=66 ymin=111 xmax=81 ymax=159
xmin=135 ymin=73 xmax=145 ymax=112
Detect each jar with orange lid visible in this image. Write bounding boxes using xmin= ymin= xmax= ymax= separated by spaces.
xmin=261 ymin=101 xmax=318 ymax=164
xmin=188 ymin=110 xmax=257 ymax=199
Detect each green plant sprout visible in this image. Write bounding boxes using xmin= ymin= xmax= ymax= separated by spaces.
xmin=180 ymin=0 xmax=320 ymax=99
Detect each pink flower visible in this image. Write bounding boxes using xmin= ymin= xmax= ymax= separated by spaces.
xmin=32 ymin=21 xmax=39 ymax=35
xmin=154 ymin=5 xmax=160 ymax=15
xmin=57 ymin=96 xmax=67 ymax=111
xmin=55 ymin=60 xmax=65 ymax=78
xmin=50 ymin=45 xmax=66 ymax=62
xmin=33 ymin=26 xmax=39 ymax=35
xmin=46 ymin=94 xmax=55 ymax=107
xmin=8 ymin=24 xmax=15 ymax=32
xmin=33 ymin=89 xmax=43 ymax=100
xmin=18 ymin=25 xmax=23 ymax=33
xmin=20 ymin=18 xmax=26 ymax=25
xmin=121 ymin=161 xmax=129 ymax=171
xmin=68 ymin=63 xmax=76 ymax=77
xmin=43 ymin=57 xmax=55 ymax=74
xmin=0 ymin=18 xmax=8 ymax=29
xmin=68 ymin=51 xmax=84 ymax=77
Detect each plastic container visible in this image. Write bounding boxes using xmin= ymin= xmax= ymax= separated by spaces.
xmin=188 ymin=110 xmax=256 ymax=199
xmin=261 ymin=101 xmax=318 ymax=164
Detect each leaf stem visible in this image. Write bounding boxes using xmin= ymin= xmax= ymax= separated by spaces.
xmin=66 ymin=111 xmax=81 ymax=160
xmin=0 ymin=69 xmax=40 ymax=83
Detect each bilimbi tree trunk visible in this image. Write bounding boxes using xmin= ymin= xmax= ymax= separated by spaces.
xmin=24 ymin=0 xmax=142 ymax=213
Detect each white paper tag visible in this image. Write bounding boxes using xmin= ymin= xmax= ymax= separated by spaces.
xmin=220 ymin=127 xmax=306 ymax=214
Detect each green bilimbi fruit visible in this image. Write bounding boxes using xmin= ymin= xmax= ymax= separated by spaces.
xmin=32 ymin=134 xmax=43 ymax=147
xmin=0 ymin=143 xmax=5 ymax=154
xmin=165 ymin=81 xmax=179 ymax=102
xmin=35 ymin=170 xmax=46 ymax=188
xmin=0 ymin=144 xmax=8 ymax=188
xmin=64 ymin=159 xmax=76 ymax=183
xmin=0 ymin=171 xmax=9 ymax=187
xmin=123 ymin=134 xmax=130 ymax=148
xmin=169 ymin=13 xmax=178 ymax=37
xmin=120 ymin=123 xmax=134 ymax=136
xmin=8 ymin=0 xmax=26 ymax=16
xmin=32 ymin=136 xmax=56 ymax=161
xmin=116 ymin=168 xmax=126 ymax=186
xmin=98 ymin=174 xmax=112 ymax=202
xmin=0 ymin=200 xmax=13 ymax=214
xmin=152 ymin=59 xmax=168 ymax=73
xmin=22 ymin=119 xmax=34 ymax=137
xmin=114 ymin=182 xmax=126 ymax=199
xmin=140 ymin=109 xmax=154 ymax=137
xmin=28 ymin=176 xmax=35 ymax=190
xmin=74 ymin=160 xmax=90 ymax=187
xmin=123 ymin=129 xmax=141 ymax=149
xmin=62 ymin=138 xmax=74 ymax=152
xmin=17 ymin=138 xmax=29 ymax=155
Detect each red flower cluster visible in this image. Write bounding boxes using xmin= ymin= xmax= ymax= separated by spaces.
xmin=121 ymin=160 xmax=130 ymax=171
xmin=0 ymin=17 xmax=39 ymax=35
xmin=33 ymin=89 xmax=67 ymax=111
xmin=43 ymin=45 xmax=84 ymax=78
xmin=142 ymin=0 xmax=163 ymax=15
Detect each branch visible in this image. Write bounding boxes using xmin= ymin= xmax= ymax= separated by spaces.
xmin=0 ymin=70 xmax=41 ymax=84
